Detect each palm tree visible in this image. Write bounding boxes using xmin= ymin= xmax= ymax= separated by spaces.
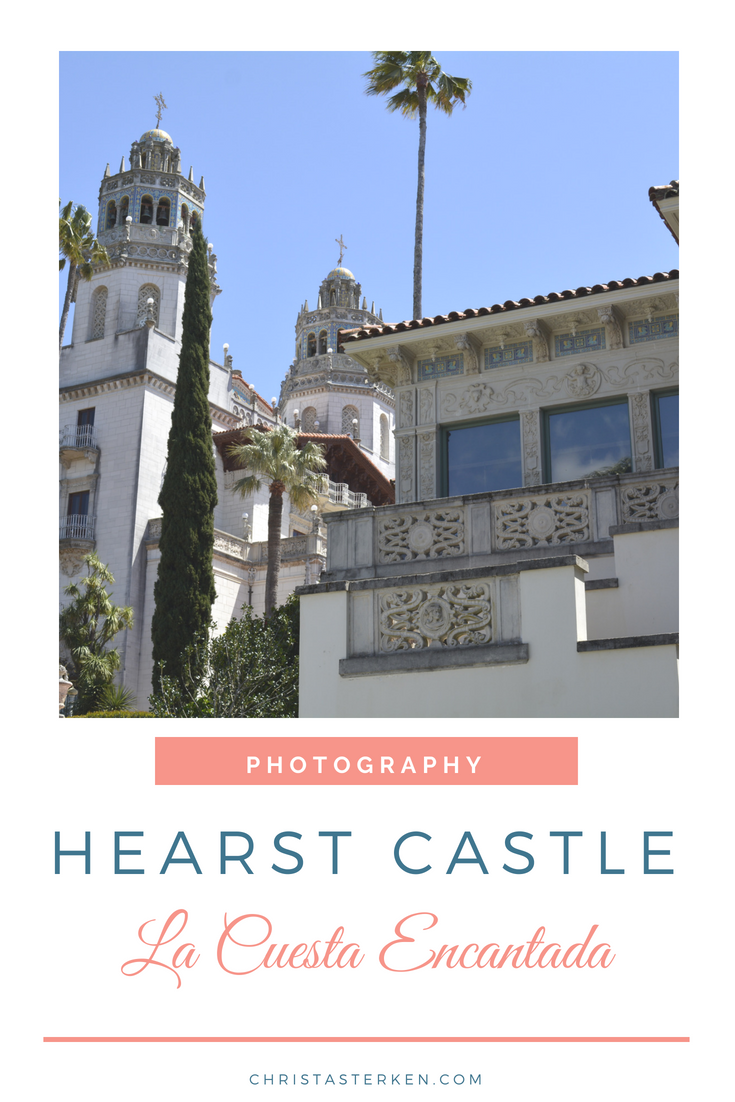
xmin=364 ymin=52 xmax=471 ymax=321
xmin=228 ymin=425 xmax=327 ymax=616
xmin=59 ymin=200 xmax=111 ymax=352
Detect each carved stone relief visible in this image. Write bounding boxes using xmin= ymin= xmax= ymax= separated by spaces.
xmin=380 ymin=582 xmax=493 ymax=652
xmin=419 ymin=433 xmax=436 ymax=500
xmin=523 ymin=320 xmax=549 ymax=362
xmin=597 ymin=305 xmax=624 ymax=350
xmin=620 ymin=480 xmax=679 ymax=522
xmin=564 ymin=363 xmax=601 ymax=399
xmin=59 ymin=549 xmax=87 ymax=578
xmin=521 ymin=410 xmax=542 ymax=486
xmin=419 ymin=388 xmax=434 ymax=424
xmin=398 ymin=436 xmax=414 ymax=500
xmin=378 ymin=508 xmax=465 ymax=563
xmin=494 ymin=492 xmax=591 ymax=549
xmin=454 ymin=333 xmax=479 ymax=374
xmin=630 ymin=392 xmax=654 ymax=472
xmin=442 ymin=383 xmax=494 ymax=417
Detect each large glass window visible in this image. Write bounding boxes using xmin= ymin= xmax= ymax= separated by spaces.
xmin=445 ymin=417 xmax=522 ymax=496
xmin=653 ymin=391 xmax=679 ymax=468
xmin=545 ymin=399 xmax=632 ymax=481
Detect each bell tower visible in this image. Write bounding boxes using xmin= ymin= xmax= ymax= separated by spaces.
xmin=279 ymin=260 xmax=395 ymax=479
xmin=64 ymin=123 xmax=220 ymax=357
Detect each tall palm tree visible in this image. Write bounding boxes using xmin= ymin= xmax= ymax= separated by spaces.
xmin=59 ymin=200 xmax=110 ymax=352
xmin=364 ymin=52 xmax=471 ymax=321
xmin=229 ymin=425 xmax=327 ymax=616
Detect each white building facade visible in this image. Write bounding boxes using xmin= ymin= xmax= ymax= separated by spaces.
xmin=60 ymin=124 xmax=395 ymax=709
xmin=297 ymin=187 xmax=679 ymax=718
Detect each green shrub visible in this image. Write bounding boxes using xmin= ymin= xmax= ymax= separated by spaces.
xmin=72 ymin=710 xmax=153 ymax=719
xmin=149 ymin=594 xmax=299 ymax=718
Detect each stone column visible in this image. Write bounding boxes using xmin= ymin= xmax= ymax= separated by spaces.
xmin=396 ymin=432 xmax=417 ymax=504
xmin=521 ymin=409 xmax=543 ymax=486
xmin=629 ymin=391 xmax=654 ymax=472
xmin=418 ymin=429 xmax=438 ymax=502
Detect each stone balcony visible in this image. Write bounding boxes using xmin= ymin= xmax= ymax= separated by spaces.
xmin=320 ymin=467 xmax=678 ymax=581
xmin=145 ymin=519 xmax=326 ymax=566
xmin=316 ymin=476 xmax=368 ymax=513
xmin=60 ymin=425 xmax=99 ymax=468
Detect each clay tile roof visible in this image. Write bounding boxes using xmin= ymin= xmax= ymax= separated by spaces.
xmin=649 ymin=180 xmax=679 ymax=201
xmin=337 ymin=270 xmax=679 ymax=350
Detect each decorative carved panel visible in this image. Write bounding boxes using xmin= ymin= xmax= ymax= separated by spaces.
xmin=380 ymin=582 xmax=493 ymax=652
xmin=494 ymin=492 xmax=591 ymax=549
xmin=419 ymin=433 xmax=436 ymax=500
xmin=630 ymin=392 xmax=654 ymax=472
xmin=620 ymin=479 xmax=679 ymax=522
xmin=378 ymin=508 xmax=465 ymax=564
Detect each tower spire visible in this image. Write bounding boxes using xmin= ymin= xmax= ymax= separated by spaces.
xmin=154 ymin=92 xmax=168 ymax=128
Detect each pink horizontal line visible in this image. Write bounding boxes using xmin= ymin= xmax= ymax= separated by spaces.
xmin=43 ymin=1037 xmax=690 ymax=1043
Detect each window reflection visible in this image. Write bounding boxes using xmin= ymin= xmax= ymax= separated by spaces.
xmin=656 ymin=393 xmax=678 ymax=467
xmin=547 ymin=401 xmax=632 ymax=481
xmin=446 ymin=418 xmax=522 ymax=496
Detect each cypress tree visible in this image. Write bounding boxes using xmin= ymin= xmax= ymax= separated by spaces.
xmin=151 ymin=219 xmax=218 ymax=693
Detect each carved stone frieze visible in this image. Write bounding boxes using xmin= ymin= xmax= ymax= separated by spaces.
xmin=419 ymin=433 xmax=436 ymax=500
xmin=442 ymin=382 xmax=495 ymax=417
xmin=620 ymin=479 xmax=679 ymax=522
xmin=399 ymin=391 xmax=415 ymax=428
xmin=564 ymin=362 xmax=601 ymax=399
xmin=398 ymin=436 xmax=414 ymax=499
xmin=523 ymin=319 xmax=550 ymax=362
xmin=419 ymin=388 xmax=434 ymax=424
xmin=454 ymin=332 xmax=480 ymax=374
xmin=521 ymin=410 xmax=542 ymax=486
xmin=378 ymin=507 xmax=466 ymax=564
xmin=59 ymin=548 xmax=87 ymax=577
xmin=380 ymin=581 xmax=493 ymax=652
xmin=630 ymin=392 xmax=654 ymax=472
xmin=494 ymin=492 xmax=591 ymax=549
xmin=214 ymin=533 xmax=246 ymax=558
xmin=597 ymin=305 xmax=624 ymax=350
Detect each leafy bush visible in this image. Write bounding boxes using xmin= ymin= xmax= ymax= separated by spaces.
xmin=149 ymin=594 xmax=299 ymax=718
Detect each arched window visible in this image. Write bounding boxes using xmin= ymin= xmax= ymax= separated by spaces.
xmin=342 ymin=405 xmax=359 ymax=437
xmin=105 ymin=200 xmax=117 ymax=230
xmin=190 ymin=210 xmax=200 ymax=228
xmin=302 ymin=406 xmax=317 ymax=432
xmin=380 ymin=414 xmax=389 ymax=460
xmin=181 ymin=203 xmax=189 ymax=233
xmin=307 ymin=332 xmax=317 ymax=357
xmin=91 ymin=286 xmax=108 ymax=339
xmin=119 ymin=196 xmax=129 ymax=223
xmin=156 ymin=197 xmax=171 ymax=226
xmin=139 ymin=195 xmax=154 ymax=224
xmin=136 ymin=283 xmax=160 ymax=327
xmin=318 ymin=329 xmax=328 ymax=354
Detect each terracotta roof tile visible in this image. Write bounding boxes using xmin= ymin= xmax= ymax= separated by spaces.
xmin=338 ymin=267 xmax=679 ymax=348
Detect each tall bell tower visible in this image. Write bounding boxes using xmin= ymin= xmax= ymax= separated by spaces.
xmin=59 ymin=117 xmax=237 ymax=707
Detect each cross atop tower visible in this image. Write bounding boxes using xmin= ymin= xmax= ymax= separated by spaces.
xmin=335 ymin=234 xmax=347 ymax=266
xmin=154 ymin=92 xmax=168 ymax=128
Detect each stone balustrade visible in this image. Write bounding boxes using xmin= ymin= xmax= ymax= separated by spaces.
xmin=321 ymin=467 xmax=678 ymax=581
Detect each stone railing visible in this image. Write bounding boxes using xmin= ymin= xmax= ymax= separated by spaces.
xmin=321 ymin=468 xmax=678 ymax=581
xmin=317 ymin=477 xmax=368 ymax=510
xmin=246 ymin=533 xmax=326 ymax=564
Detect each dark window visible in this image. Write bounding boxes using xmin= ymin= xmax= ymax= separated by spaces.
xmin=545 ymin=400 xmax=632 ymax=481
xmin=653 ymin=391 xmax=679 ymax=468
xmin=67 ymin=491 xmax=90 ymax=516
xmin=140 ymin=195 xmax=153 ymax=224
xmin=445 ymin=417 xmax=523 ymax=496
xmin=156 ymin=198 xmax=170 ymax=226
xmin=77 ymin=408 xmax=95 ymax=427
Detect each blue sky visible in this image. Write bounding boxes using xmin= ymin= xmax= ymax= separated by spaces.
xmin=60 ymin=51 xmax=678 ymax=403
